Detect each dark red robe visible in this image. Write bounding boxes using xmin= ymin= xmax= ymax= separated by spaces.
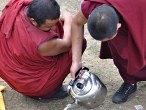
xmin=81 ymin=0 xmax=146 ymax=83
xmin=0 ymin=0 xmax=72 ymax=97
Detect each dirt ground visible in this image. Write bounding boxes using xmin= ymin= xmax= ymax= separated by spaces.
xmin=0 ymin=0 xmax=146 ymax=110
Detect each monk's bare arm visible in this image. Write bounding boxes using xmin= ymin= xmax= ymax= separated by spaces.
xmin=70 ymin=10 xmax=87 ymax=78
xmin=38 ymin=12 xmax=72 ymax=56
xmin=72 ymin=10 xmax=87 ymax=62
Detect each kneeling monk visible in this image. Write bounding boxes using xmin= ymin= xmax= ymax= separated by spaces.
xmin=0 ymin=0 xmax=86 ymax=101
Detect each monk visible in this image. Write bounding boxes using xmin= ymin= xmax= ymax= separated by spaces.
xmin=70 ymin=0 xmax=146 ymax=104
xmin=0 ymin=0 xmax=86 ymax=101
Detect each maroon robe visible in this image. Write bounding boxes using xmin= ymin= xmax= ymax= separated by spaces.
xmin=0 ymin=0 xmax=72 ymax=97
xmin=81 ymin=0 xmax=146 ymax=83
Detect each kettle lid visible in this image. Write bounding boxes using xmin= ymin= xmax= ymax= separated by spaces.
xmin=72 ymin=70 xmax=92 ymax=95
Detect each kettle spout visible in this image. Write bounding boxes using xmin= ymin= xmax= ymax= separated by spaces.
xmin=64 ymin=99 xmax=80 ymax=110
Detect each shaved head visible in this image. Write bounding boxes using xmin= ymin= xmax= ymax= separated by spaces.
xmin=87 ymin=5 xmax=119 ymax=40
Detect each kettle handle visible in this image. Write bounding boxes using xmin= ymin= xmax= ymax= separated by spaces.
xmin=69 ymin=66 xmax=89 ymax=86
xmin=75 ymin=66 xmax=89 ymax=78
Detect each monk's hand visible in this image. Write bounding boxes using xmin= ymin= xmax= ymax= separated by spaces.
xmin=70 ymin=61 xmax=82 ymax=79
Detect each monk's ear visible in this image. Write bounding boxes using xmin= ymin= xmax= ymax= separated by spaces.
xmin=117 ymin=23 xmax=121 ymax=29
xmin=30 ymin=18 xmax=37 ymax=26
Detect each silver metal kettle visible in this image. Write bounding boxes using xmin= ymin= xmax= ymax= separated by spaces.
xmin=64 ymin=67 xmax=107 ymax=110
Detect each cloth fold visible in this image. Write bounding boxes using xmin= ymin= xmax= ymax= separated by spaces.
xmin=0 ymin=0 xmax=32 ymax=38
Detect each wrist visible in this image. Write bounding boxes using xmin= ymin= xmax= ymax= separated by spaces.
xmin=72 ymin=60 xmax=82 ymax=66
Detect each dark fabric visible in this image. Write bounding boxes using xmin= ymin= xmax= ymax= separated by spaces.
xmin=0 ymin=0 xmax=72 ymax=97
xmin=81 ymin=0 xmax=146 ymax=83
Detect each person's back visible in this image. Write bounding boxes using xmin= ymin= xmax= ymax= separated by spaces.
xmin=0 ymin=0 xmax=75 ymax=101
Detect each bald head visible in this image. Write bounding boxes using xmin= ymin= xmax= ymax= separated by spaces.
xmin=87 ymin=5 xmax=119 ymax=40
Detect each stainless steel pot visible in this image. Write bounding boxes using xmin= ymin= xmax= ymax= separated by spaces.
xmin=64 ymin=67 xmax=107 ymax=110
